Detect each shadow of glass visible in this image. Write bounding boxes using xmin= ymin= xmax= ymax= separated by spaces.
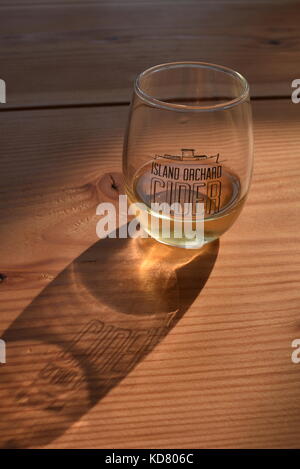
xmin=0 ymin=233 xmax=218 ymax=448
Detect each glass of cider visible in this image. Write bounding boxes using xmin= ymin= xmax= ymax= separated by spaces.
xmin=123 ymin=62 xmax=253 ymax=249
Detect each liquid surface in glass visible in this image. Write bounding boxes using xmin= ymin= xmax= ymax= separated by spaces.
xmin=126 ymin=150 xmax=245 ymax=248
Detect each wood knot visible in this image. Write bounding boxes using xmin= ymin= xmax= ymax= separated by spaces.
xmin=0 ymin=273 xmax=7 ymax=283
xmin=268 ymin=39 xmax=280 ymax=45
xmin=97 ymin=172 xmax=124 ymax=200
xmin=110 ymin=175 xmax=118 ymax=191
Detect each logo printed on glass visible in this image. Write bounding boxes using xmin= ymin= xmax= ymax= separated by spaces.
xmin=149 ymin=148 xmax=222 ymax=216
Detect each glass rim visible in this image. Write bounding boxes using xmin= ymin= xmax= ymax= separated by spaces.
xmin=134 ymin=61 xmax=250 ymax=112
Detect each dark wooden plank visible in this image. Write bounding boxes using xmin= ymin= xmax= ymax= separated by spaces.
xmin=0 ymin=99 xmax=300 ymax=448
xmin=0 ymin=1 xmax=286 ymax=4
xmin=0 ymin=1 xmax=298 ymax=108
xmin=0 ymin=0 xmax=290 ymax=4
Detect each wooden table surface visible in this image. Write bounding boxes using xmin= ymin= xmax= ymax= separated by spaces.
xmin=0 ymin=0 xmax=300 ymax=449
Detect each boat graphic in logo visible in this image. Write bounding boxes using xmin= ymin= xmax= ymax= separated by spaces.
xmin=154 ymin=148 xmax=220 ymax=163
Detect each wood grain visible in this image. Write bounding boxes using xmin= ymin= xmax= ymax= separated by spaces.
xmin=0 ymin=1 xmax=298 ymax=108
xmin=0 ymin=99 xmax=300 ymax=448
xmin=0 ymin=1 xmax=291 ymax=7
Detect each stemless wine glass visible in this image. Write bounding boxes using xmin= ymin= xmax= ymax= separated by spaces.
xmin=123 ymin=61 xmax=253 ymax=249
